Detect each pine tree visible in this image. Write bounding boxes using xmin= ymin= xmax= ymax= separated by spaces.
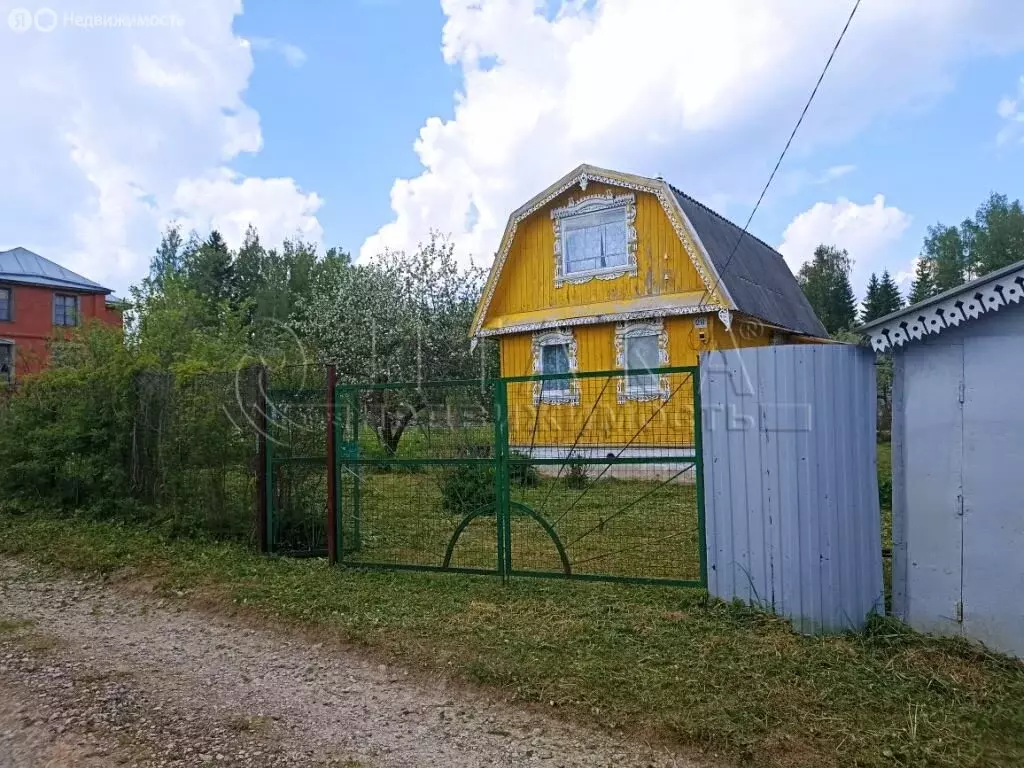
xmin=183 ymin=230 xmax=235 ymax=304
xmin=797 ymin=244 xmax=858 ymax=335
xmin=149 ymin=224 xmax=184 ymax=290
xmin=861 ymin=273 xmax=881 ymax=324
xmin=908 ymin=257 xmax=936 ymax=305
xmin=877 ymin=269 xmax=904 ymax=314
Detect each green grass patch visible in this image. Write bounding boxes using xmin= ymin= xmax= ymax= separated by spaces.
xmin=277 ymin=467 xmax=701 ymax=581
xmin=1 ymin=511 xmax=1022 ymax=768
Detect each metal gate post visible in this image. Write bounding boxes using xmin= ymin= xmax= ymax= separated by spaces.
xmin=350 ymin=386 xmax=362 ymax=553
xmin=325 ymin=365 xmax=339 ymax=566
xmin=693 ymin=368 xmax=708 ymax=587
xmin=492 ymin=378 xmax=512 ymax=582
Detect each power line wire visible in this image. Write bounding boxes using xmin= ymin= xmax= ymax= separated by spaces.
xmin=699 ymin=0 xmax=863 ymax=310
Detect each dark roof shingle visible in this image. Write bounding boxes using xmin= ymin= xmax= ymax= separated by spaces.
xmin=670 ymin=188 xmax=828 ymax=338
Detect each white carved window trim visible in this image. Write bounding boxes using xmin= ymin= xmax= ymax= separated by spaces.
xmin=532 ymin=329 xmax=580 ymax=406
xmin=551 ymin=191 xmax=638 ymax=286
xmin=614 ymin=320 xmax=669 ymax=403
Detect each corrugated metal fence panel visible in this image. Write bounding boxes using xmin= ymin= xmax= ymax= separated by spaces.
xmin=700 ymin=344 xmax=883 ymax=633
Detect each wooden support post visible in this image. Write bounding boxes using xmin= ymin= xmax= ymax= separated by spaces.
xmin=255 ymin=364 xmax=269 ymax=554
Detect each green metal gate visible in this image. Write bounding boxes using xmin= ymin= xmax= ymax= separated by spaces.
xmin=263 ymin=366 xmax=705 ymax=586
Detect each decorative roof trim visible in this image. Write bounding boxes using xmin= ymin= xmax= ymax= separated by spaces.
xmin=864 ymin=266 xmax=1024 ymax=352
xmin=469 ymin=164 xmax=733 ymax=339
xmin=477 ymin=303 xmax=711 ymax=338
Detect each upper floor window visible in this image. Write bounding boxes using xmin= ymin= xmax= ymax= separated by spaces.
xmin=54 ymin=294 xmax=80 ymax=327
xmin=551 ymin=192 xmax=637 ymax=286
xmin=563 ymin=207 xmax=628 ymax=274
xmin=0 ymin=342 xmax=13 ymax=385
xmin=0 ymin=288 xmax=10 ymax=322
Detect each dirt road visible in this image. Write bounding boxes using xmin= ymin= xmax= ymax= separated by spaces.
xmin=0 ymin=559 xmax=700 ymax=767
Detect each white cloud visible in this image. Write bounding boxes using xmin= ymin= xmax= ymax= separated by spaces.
xmin=822 ymin=164 xmax=856 ymax=182
xmin=248 ymin=37 xmax=307 ymax=68
xmin=778 ymin=195 xmax=912 ymax=296
xmin=0 ymin=0 xmax=321 ymax=293
xmin=997 ymin=75 xmax=1024 ymax=144
xmin=363 ymin=0 xmax=1024 ymax=265
xmin=170 ymin=169 xmax=323 ymax=247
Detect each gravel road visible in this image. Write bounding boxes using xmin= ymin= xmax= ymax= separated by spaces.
xmin=0 ymin=559 xmax=702 ymax=767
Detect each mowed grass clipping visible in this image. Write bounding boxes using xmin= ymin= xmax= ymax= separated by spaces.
xmin=2 ymin=513 xmax=1023 ymax=768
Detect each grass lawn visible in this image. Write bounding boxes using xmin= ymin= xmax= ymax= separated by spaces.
xmin=276 ymin=467 xmax=701 ymax=582
xmin=2 ymin=512 xmax=1022 ymax=768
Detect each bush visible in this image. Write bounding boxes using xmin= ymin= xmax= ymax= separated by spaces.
xmin=563 ymin=456 xmax=589 ymax=490
xmin=440 ymin=464 xmax=496 ymax=517
xmin=878 ymin=474 xmax=893 ymax=510
xmin=508 ymin=451 xmax=540 ymax=488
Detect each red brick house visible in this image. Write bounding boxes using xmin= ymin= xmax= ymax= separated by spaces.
xmin=0 ymin=247 xmax=124 ymax=383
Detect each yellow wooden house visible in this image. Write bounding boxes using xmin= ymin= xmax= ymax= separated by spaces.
xmin=470 ymin=164 xmax=828 ymax=453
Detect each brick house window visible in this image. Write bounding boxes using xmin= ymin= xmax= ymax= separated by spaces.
xmin=0 ymin=342 xmax=13 ymax=385
xmin=0 ymin=288 xmax=10 ymax=322
xmin=54 ymin=294 xmax=80 ymax=327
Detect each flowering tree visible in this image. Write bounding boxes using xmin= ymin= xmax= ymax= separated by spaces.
xmin=294 ymin=233 xmax=494 ymax=455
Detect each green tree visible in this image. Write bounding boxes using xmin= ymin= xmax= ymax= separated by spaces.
xmin=963 ymin=192 xmax=1024 ymax=276
xmin=295 ymin=232 xmax=491 ymax=455
xmin=183 ymin=230 xmax=235 ymax=307
xmin=908 ymin=257 xmax=936 ymax=304
xmin=861 ymin=269 xmax=903 ymax=323
xmin=924 ymin=224 xmax=966 ymax=293
xmin=149 ymin=223 xmax=184 ymax=290
xmin=797 ymin=244 xmax=858 ymax=335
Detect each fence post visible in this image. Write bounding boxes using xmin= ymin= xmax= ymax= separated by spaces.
xmin=326 ymin=365 xmax=339 ymax=566
xmin=255 ymin=364 xmax=270 ymax=554
xmin=492 ymin=378 xmax=512 ymax=582
xmin=693 ymin=367 xmax=708 ymax=588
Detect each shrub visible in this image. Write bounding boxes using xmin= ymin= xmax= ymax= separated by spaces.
xmin=508 ymin=451 xmax=540 ymax=488
xmin=878 ymin=474 xmax=893 ymax=510
xmin=563 ymin=456 xmax=589 ymax=490
xmin=440 ymin=464 xmax=496 ymax=517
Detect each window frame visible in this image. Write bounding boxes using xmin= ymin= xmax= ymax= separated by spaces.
xmin=531 ymin=329 xmax=580 ymax=406
xmin=53 ymin=293 xmax=80 ymax=327
xmin=551 ymin=192 xmax=638 ymax=286
xmin=614 ymin=320 xmax=669 ymax=403
xmin=0 ymin=340 xmax=15 ymax=386
xmin=0 ymin=287 xmax=11 ymax=323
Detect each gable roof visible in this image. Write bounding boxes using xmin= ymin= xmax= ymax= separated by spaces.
xmin=470 ymin=164 xmax=827 ymax=339
xmin=859 ymin=258 xmax=1024 ymax=352
xmin=0 ymin=247 xmax=110 ymax=293
xmin=670 ymin=188 xmax=828 ymax=338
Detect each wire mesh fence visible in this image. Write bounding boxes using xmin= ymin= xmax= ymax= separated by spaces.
xmin=0 ymin=366 xmax=263 ymax=541
xmin=264 ymin=366 xmax=705 ymax=585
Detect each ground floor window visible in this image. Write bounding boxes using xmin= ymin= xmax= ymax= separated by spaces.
xmin=0 ymin=342 xmax=13 ymax=385
xmin=615 ymin=320 xmax=668 ymax=402
xmin=532 ymin=329 xmax=579 ymax=405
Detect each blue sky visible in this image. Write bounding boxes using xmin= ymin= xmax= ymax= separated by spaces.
xmin=2 ymin=0 xmax=1024 ymax=299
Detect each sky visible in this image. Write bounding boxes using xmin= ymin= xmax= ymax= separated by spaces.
xmin=2 ymin=0 xmax=1024 ymax=302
